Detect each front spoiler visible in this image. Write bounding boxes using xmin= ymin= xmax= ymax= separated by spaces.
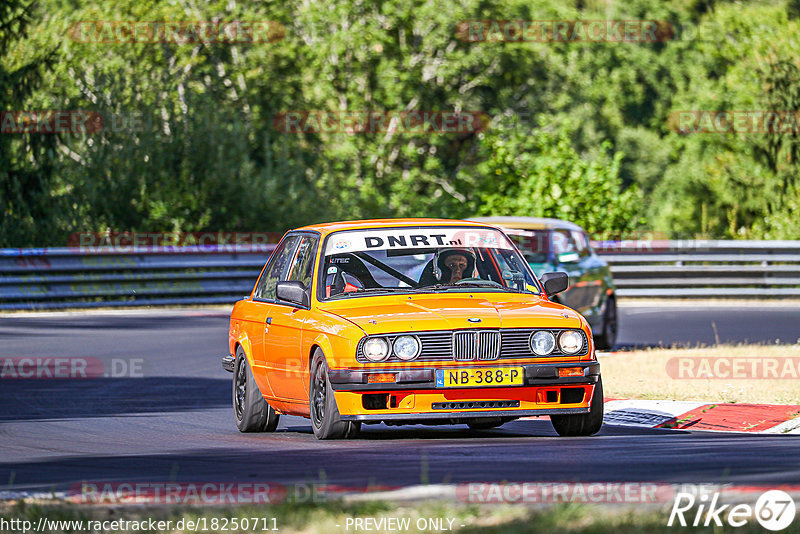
xmin=221 ymin=354 xmax=235 ymax=373
xmin=339 ymin=406 xmax=589 ymax=422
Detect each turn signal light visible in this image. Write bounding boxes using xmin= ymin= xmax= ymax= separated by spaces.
xmin=367 ymin=373 xmax=396 ymax=384
xmin=558 ymin=367 xmax=583 ymax=377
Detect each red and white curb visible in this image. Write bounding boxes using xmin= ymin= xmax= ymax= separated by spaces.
xmin=603 ymin=399 xmax=800 ymax=434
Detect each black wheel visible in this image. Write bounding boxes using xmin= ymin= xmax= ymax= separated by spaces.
xmin=550 ymin=377 xmax=604 ymax=437
xmin=309 ymin=349 xmax=359 ymax=440
xmin=233 ymin=347 xmax=279 ymax=433
xmin=594 ymin=297 xmax=617 ymax=350
xmin=467 ymin=417 xmax=515 ymax=430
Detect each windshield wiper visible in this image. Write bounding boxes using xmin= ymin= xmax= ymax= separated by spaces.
xmin=420 ymin=282 xmax=516 ymax=291
xmin=328 ymin=287 xmax=408 ymax=299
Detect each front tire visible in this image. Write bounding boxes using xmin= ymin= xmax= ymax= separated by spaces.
xmin=550 ymin=377 xmax=604 ymax=437
xmin=309 ymin=349 xmax=359 ymax=440
xmin=233 ymin=347 xmax=279 ymax=433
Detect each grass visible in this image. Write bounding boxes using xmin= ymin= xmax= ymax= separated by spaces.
xmin=601 ymin=344 xmax=800 ymax=404
xmin=3 ymin=500 xmax=798 ymax=534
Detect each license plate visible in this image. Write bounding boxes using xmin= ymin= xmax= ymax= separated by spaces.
xmin=435 ymin=367 xmax=524 ymax=388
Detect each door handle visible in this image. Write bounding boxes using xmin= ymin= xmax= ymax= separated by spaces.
xmin=266 ymin=317 xmax=272 ymax=324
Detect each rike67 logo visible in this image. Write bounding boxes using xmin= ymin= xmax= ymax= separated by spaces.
xmin=669 ymin=489 xmax=796 ymax=531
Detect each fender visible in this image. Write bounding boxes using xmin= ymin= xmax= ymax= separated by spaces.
xmin=310 ymin=332 xmax=336 ymax=367
xmin=234 ymin=331 xmax=256 ymax=369
xmin=308 ymin=310 xmax=366 ymax=370
xmin=229 ymin=311 xmax=256 ymax=369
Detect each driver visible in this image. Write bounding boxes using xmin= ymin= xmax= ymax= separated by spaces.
xmin=437 ymin=248 xmax=476 ymax=284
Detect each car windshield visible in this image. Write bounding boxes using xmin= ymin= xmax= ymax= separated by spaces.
xmin=320 ymin=227 xmax=541 ymax=299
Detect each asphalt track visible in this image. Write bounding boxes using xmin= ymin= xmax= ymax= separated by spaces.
xmin=1 ymin=303 xmax=799 ymax=495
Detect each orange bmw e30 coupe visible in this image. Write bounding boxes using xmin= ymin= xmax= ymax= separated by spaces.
xmin=222 ymin=218 xmax=603 ymax=439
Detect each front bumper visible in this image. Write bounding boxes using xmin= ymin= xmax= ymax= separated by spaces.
xmin=328 ymin=361 xmax=600 ymax=391
xmin=330 ymin=361 xmax=600 ymax=421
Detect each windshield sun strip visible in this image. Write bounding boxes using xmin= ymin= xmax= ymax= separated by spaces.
xmin=316 ymin=225 xmax=542 ymax=301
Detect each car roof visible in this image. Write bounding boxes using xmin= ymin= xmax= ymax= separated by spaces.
xmin=293 ymin=218 xmax=500 ymax=236
xmin=468 ymin=216 xmax=585 ymax=232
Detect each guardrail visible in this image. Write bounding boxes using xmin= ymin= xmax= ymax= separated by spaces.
xmin=593 ymin=240 xmax=800 ymax=298
xmin=0 ymin=245 xmax=275 ymax=310
xmin=1 ymin=240 xmax=798 ymax=310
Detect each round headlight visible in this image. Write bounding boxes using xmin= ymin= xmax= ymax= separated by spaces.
xmin=363 ymin=337 xmax=389 ymax=362
xmin=530 ymin=331 xmax=556 ymax=356
xmin=558 ymin=330 xmax=583 ymax=354
xmin=393 ymin=335 xmax=421 ymax=361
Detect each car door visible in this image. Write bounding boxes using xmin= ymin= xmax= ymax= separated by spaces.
xmin=551 ymin=229 xmax=585 ymax=310
xmin=262 ymin=233 xmax=319 ymax=402
xmin=581 ymin=231 xmax=614 ymax=327
xmin=574 ymin=230 xmax=604 ymax=318
xmin=251 ymin=234 xmax=301 ymax=396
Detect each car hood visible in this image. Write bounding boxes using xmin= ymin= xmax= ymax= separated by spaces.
xmin=318 ymin=293 xmax=584 ymax=335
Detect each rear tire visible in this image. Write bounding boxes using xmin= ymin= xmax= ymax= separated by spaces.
xmin=309 ymin=349 xmax=359 ymax=439
xmin=233 ymin=347 xmax=280 ymax=433
xmin=550 ymin=377 xmax=604 ymax=437
xmin=594 ymin=297 xmax=617 ymax=350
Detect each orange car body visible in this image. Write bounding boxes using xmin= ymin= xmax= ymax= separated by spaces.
xmin=226 ymin=218 xmax=599 ymax=424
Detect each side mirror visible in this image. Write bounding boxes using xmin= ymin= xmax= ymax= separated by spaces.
xmin=540 ymin=272 xmax=568 ymax=296
xmin=276 ymin=281 xmax=309 ymax=307
xmin=557 ymin=251 xmax=580 ymax=264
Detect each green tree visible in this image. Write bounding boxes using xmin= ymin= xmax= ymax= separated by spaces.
xmin=471 ymin=118 xmax=643 ymax=235
xmin=0 ymin=0 xmax=59 ymax=246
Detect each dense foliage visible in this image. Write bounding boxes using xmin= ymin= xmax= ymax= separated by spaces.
xmin=1 ymin=0 xmax=799 ymax=246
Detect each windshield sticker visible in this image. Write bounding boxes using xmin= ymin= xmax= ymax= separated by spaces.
xmin=331 ymin=238 xmax=352 ymax=251
xmin=325 ymin=228 xmax=512 ymax=254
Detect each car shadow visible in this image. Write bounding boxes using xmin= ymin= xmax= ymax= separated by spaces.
xmin=0 ymin=314 xmax=229 ymax=338
xmin=0 ymin=377 xmax=230 ymax=421
xmin=284 ymin=417 xmax=692 ymax=440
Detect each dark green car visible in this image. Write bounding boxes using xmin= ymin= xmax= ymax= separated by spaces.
xmin=471 ymin=217 xmax=617 ymax=350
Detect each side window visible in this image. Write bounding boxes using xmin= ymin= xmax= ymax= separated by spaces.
xmin=286 ymin=236 xmax=319 ymax=290
xmin=552 ymin=230 xmax=578 ymax=256
xmin=571 ymin=231 xmax=591 ymax=258
xmin=505 ymin=230 xmax=549 ymax=264
xmin=254 ymin=236 xmax=300 ymax=300
xmin=489 ymin=249 xmax=537 ymax=290
xmin=583 ymin=232 xmax=596 ymax=256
